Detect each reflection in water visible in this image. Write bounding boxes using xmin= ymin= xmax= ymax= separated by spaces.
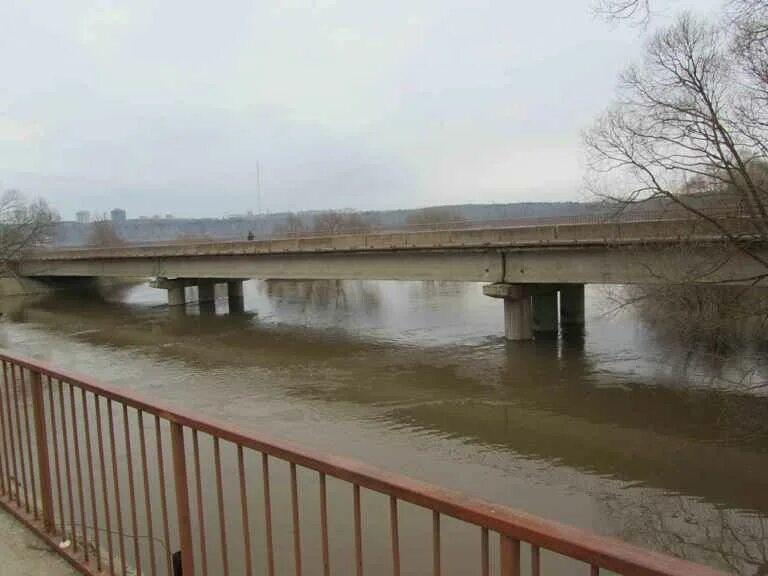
xmin=0 ymin=280 xmax=766 ymax=574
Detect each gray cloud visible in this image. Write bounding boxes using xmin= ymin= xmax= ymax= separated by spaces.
xmin=0 ymin=0 xmax=717 ymax=219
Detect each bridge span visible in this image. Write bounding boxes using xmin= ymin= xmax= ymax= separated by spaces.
xmin=17 ymin=217 xmax=768 ymax=340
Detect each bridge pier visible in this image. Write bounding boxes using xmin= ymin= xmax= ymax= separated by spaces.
xmin=484 ymin=283 xmax=585 ymax=340
xmin=532 ymin=290 xmax=558 ymax=334
xmin=227 ymin=281 xmax=245 ymax=314
xmin=167 ymin=283 xmax=186 ymax=307
xmin=197 ymin=281 xmax=216 ymax=303
xmin=483 ymin=283 xmax=533 ymax=340
xmin=150 ymin=278 xmax=247 ymax=312
xmin=559 ymin=284 xmax=585 ymax=327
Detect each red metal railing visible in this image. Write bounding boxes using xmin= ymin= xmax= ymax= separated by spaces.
xmin=0 ymin=350 xmax=729 ymax=576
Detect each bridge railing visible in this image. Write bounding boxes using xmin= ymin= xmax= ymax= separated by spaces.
xmin=0 ymin=350 xmax=728 ymax=576
xmin=44 ymin=205 xmax=753 ymax=252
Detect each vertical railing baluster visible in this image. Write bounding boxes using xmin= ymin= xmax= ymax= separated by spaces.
xmin=433 ymin=511 xmax=441 ymax=576
xmin=12 ymin=365 xmax=30 ymax=512
xmin=591 ymin=564 xmax=600 ymax=576
xmin=0 ymin=361 xmax=12 ymax=499
xmin=500 ymin=535 xmax=520 ymax=576
xmin=192 ymin=430 xmax=208 ymax=576
xmin=107 ymin=400 xmax=127 ymax=576
xmin=390 ymin=497 xmax=400 ymax=576
xmin=531 ymin=544 xmax=540 ymax=576
xmin=154 ymin=415 xmax=172 ymax=576
xmin=30 ymin=370 xmax=54 ymax=532
xmin=3 ymin=362 xmax=19 ymax=506
xmin=353 ymin=483 xmax=362 ymax=576
xmin=237 ymin=445 xmax=253 ymax=576
xmin=170 ymin=422 xmax=194 ymax=576
xmin=138 ymin=411 xmax=156 ymax=576
xmin=291 ymin=462 xmax=302 ymax=576
xmin=69 ymin=384 xmax=88 ymax=561
xmin=58 ymin=380 xmax=76 ymax=549
xmin=82 ymin=390 xmax=101 ymax=571
xmin=481 ymin=528 xmax=489 ymax=576
xmin=214 ymin=437 xmax=230 ymax=576
xmin=47 ymin=378 xmax=65 ymax=538
xmin=19 ymin=369 xmax=38 ymax=519
xmin=123 ymin=405 xmax=141 ymax=575
xmin=262 ymin=453 xmax=275 ymax=576
xmin=95 ymin=394 xmax=115 ymax=574
xmin=0 ymin=365 xmax=7 ymax=497
xmin=319 ymin=472 xmax=330 ymax=576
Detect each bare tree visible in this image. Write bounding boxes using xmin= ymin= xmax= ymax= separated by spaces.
xmin=88 ymin=216 xmax=125 ymax=247
xmin=585 ymin=9 xmax=768 ymax=282
xmin=275 ymin=213 xmax=306 ymax=236
xmin=0 ymin=190 xmax=57 ymax=273
xmin=311 ymin=211 xmax=374 ymax=235
xmin=405 ymin=207 xmax=467 ymax=228
xmin=593 ymin=0 xmax=651 ymax=24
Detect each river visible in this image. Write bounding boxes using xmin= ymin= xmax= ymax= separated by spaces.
xmin=0 ymin=280 xmax=766 ymax=575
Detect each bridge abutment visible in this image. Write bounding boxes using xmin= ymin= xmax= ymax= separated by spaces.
xmin=484 ymin=283 xmax=586 ymax=340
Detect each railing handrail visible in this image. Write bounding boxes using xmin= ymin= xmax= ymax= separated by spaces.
xmin=0 ymin=349 xmax=728 ymax=576
xmin=37 ymin=205 xmax=763 ymax=254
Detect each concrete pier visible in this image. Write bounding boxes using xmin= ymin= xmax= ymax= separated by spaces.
xmin=227 ymin=280 xmax=245 ymax=313
xmin=151 ymin=277 xmax=248 ymax=312
xmin=168 ymin=283 xmax=186 ymax=307
xmin=560 ymin=284 xmax=585 ymax=326
xmin=197 ymin=281 xmax=216 ymax=303
xmin=483 ymin=283 xmax=533 ymax=341
xmin=485 ymin=283 xmax=585 ymax=340
xmin=532 ymin=290 xmax=558 ymax=333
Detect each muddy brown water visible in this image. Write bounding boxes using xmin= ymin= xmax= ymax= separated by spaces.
xmin=0 ymin=280 xmax=766 ymax=575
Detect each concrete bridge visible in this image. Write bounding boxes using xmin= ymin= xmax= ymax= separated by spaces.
xmin=17 ymin=217 xmax=768 ymax=339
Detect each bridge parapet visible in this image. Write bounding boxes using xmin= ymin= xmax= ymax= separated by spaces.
xmin=25 ymin=217 xmax=761 ymax=261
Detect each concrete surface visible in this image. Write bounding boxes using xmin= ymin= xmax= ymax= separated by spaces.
xmin=0 ymin=507 xmax=79 ymax=576
xmin=17 ymin=219 xmax=768 ymax=286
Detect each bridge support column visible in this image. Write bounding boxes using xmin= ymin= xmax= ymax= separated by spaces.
xmin=227 ymin=281 xmax=245 ymax=313
xmin=483 ymin=283 xmax=533 ymax=341
xmin=532 ymin=290 xmax=558 ymax=333
xmin=559 ymin=284 xmax=585 ymax=326
xmin=167 ymin=284 xmax=186 ymax=307
xmin=197 ymin=281 xmax=216 ymax=303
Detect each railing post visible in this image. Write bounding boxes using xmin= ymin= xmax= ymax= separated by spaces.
xmin=30 ymin=370 xmax=54 ymax=532
xmin=170 ymin=421 xmax=194 ymax=575
xmin=500 ymin=535 xmax=520 ymax=576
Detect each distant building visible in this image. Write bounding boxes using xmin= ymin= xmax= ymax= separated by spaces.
xmin=76 ymin=211 xmax=90 ymax=224
xmin=165 ymin=214 xmax=173 ymax=219
xmin=110 ymin=208 xmax=127 ymax=222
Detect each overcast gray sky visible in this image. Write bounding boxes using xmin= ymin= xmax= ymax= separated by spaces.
xmin=0 ymin=0 xmax=716 ymax=219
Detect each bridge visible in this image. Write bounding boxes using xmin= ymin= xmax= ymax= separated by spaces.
xmin=17 ymin=215 xmax=768 ymax=340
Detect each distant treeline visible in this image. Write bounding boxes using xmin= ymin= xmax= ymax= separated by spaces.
xmin=54 ymin=202 xmax=605 ymax=246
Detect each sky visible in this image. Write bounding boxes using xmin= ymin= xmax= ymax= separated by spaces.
xmin=0 ymin=0 xmax=718 ymax=219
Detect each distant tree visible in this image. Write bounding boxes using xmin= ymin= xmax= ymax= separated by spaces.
xmin=0 ymin=190 xmax=57 ymax=273
xmin=276 ymin=213 xmax=306 ymax=236
xmin=311 ymin=211 xmax=373 ymax=235
xmin=88 ymin=217 xmax=125 ymax=247
xmin=405 ymin=207 xmax=466 ymax=227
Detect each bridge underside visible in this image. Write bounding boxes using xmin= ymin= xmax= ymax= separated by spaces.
xmin=17 ymin=244 xmax=768 ymax=286
xmin=17 ymin=242 xmax=768 ymax=341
